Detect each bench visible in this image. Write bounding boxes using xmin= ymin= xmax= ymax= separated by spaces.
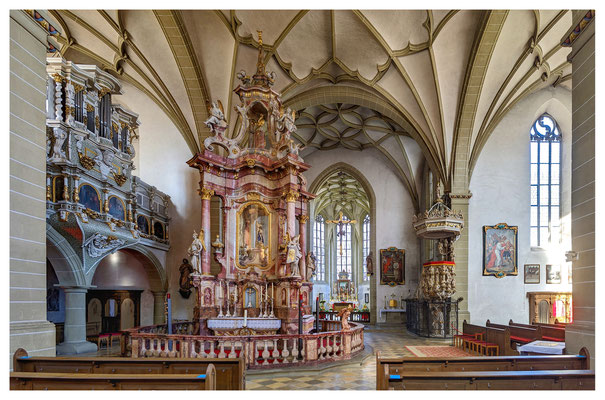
xmin=487 ymin=320 xmax=541 ymax=345
xmin=13 ymin=348 xmax=245 ymax=390
xmin=385 ymin=369 xmax=595 ymax=390
xmin=376 ymin=348 xmax=589 ymax=390
xmin=509 ymin=320 xmax=565 ymax=342
xmin=10 ymin=370 xmax=216 ymax=390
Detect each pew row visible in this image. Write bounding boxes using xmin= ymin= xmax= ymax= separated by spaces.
xmin=12 ymin=348 xmax=244 ymax=390
xmin=509 ymin=319 xmax=565 ymax=342
xmin=10 ymin=370 xmax=216 ymax=390
xmin=456 ymin=321 xmax=518 ymax=356
xmin=385 ymin=369 xmax=594 ymax=390
xmin=376 ymin=348 xmax=590 ymax=390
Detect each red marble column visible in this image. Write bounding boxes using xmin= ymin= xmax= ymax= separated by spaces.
xmin=298 ymin=214 xmax=309 ymax=281
xmin=200 ymin=187 xmax=214 ymax=275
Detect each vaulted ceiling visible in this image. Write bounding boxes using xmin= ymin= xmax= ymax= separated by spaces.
xmin=43 ymin=9 xmax=573 ymax=198
xmin=313 ymin=170 xmax=370 ymax=219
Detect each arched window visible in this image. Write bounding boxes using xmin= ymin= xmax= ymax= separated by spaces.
xmin=362 ymin=214 xmax=370 ymax=281
xmin=530 ymin=114 xmax=561 ymax=247
xmin=335 ymin=214 xmax=352 ymax=277
xmin=313 ymin=214 xmax=325 ymax=281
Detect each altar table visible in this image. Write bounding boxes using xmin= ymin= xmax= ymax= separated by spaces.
xmin=518 ymin=340 xmax=566 ymax=355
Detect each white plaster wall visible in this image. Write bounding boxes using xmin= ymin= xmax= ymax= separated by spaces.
xmin=468 ymin=86 xmax=572 ymax=325
xmin=116 ymin=82 xmax=201 ymax=321
xmin=303 ymin=147 xmax=420 ymax=322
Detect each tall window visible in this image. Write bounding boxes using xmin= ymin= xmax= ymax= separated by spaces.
xmin=336 ymin=215 xmax=352 ymax=277
xmin=362 ymin=214 xmax=370 ymax=281
xmin=313 ymin=214 xmax=325 ymax=281
xmin=530 ymin=114 xmax=561 ymax=247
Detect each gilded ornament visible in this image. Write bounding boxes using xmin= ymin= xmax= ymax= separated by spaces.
xmin=298 ymin=215 xmax=309 ymax=224
xmin=199 ymin=187 xmax=215 ymax=200
xmin=113 ymin=172 xmax=127 ymax=186
xmin=95 ymin=116 xmax=100 ymax=130
xmin=98 ymin=88 xmax=111 ymax=98
xmin=86 ymin=104 xmax=94 ymax=112
xmin=284 ymin=190 xmax=299 ymax=203
xmin=62 ymin=181 xmax=70 ymax=201
xmin=247 ymin=193 xmax=261 ymax=201
xmin=78 ymin=152 xmax=95 ymax=170
xmin=246 ymin=159 xmax=256 ymax=168
xmin=46 ymin=184 xmax=52 ymax=201
xmin=52 ymin=73 xmax=64 ymax=83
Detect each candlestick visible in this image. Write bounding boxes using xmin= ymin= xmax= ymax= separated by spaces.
xmin=244 ymin=309 xmax=248 ymax=327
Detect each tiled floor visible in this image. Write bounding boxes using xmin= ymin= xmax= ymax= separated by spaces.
xmin=78 ymin=325 xmax=454 ymax=390
xmin=246 ymin=325 xmax=452 ymax=390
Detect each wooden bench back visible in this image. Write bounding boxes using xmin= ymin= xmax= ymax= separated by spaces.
xmin=12 ymin=348 xmax=243 ymax=390
xmin=376 ymin=348 xmax=590 ymax=389
xmin=509 ymin=320 xmax=565 ymax=341
xmin=486 ymin=320 xmax=541 ymax=342
xmin=384 ymin=369 xmax=595 ymax=390
xmin=462 ymin=320 xmax=486 ymax=337
xmin=485 ymin=326 xmax=517 ymax=356
xmin=10 ymin=368 xmax=216 ymax=390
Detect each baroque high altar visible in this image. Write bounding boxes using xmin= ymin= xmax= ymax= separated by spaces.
xmin=186 ymin=32 xmax=315 ymax=336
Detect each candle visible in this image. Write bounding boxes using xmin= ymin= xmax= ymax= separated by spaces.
xmin=265 ymin=283 xmax=268 ymax=301
xmin=244 ymin=309 xmax=248 ymax=326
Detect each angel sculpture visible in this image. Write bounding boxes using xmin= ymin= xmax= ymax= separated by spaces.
xmin=337 ymin=305 xmax=353 ymax=331
xmin=204 ymin=101 xmax=227 ymax=134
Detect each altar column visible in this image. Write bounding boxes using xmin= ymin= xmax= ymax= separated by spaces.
xmin=298 ymin=214 xmax=309 ymax=280
xmin=285 ymin=190 xmax=298 ymax=237
xmin=200 ymin=186 xmax=214 ymax=275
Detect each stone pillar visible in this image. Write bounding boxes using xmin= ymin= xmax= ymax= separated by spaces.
xmin=450 ymin=193 xmax=472 ymax=325
xmin=200 ymin=187 xmax=214 ymax=275
xmin=10 ymin=10 xmax=57 ymax=367
xmin=56 ymin=287 xmax=97 ymax=355
xmin=152 ymin=291 xmax=167 ymax=325
xmin=298 ymin=215 xmax=309 ymax=280
xmin=561 ymin=10 xmax=595 ymax=365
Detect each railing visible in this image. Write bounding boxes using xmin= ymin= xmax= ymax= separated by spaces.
xmin=318 ymin=311 xmax=370 ymax=322
xmin=123 ymin=321 xmax=364 ymax=369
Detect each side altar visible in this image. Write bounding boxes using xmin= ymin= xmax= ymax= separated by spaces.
xmin=186 ymin=32 xmax=316 ymax=335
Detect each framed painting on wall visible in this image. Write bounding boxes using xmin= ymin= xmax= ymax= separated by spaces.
xmin=483 ymin=223 xmax=518 ymax=278
xmin=546 ymin=265 xmax=561 ymax=284
xmin=524 ymin=264 xmax=540 ymax=284
xmin=380 ymin=247 xmax=405 ymax=286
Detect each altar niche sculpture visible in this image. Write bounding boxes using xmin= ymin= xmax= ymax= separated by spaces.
xmin=186 ymin=31 xmax=316 ymax=335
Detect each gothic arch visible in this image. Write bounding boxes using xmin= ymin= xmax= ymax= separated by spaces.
xmin=46 ymin=224 xmax=86 ymax=286
xmin=308 ymin=162 xmax=379 ymax=324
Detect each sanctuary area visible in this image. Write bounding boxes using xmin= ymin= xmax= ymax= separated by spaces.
xmin=8 ymin=8 xmax=596 ymax=391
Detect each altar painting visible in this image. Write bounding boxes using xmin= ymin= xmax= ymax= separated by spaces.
xmin=380 ymin=247 xmax=405 ymax=286
xmin=237 ymin=202 xmax=271 ymax=269
xmin=483 ymin=223 xmax=518 ymax=278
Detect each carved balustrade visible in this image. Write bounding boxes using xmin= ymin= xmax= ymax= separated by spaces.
xmin=122 ymin=321 xmax=364 ymax=369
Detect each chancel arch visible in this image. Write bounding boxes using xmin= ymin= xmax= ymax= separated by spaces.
xmin=308 ymin=162 xmax=378 ymax=323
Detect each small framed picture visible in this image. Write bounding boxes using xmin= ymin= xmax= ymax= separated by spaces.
xmin=546 ymin=264 xmax=561 ymax=284
xmin=524 ymin=264 xmax=540 ymax=284
xmin=319 ymin=292 xmax=324 ymax=302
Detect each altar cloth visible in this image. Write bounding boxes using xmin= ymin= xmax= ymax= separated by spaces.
xmin=207 ymin=317 xmax=281 ymax=330
xmin=518 ymin=340 xmax=566 ymax=355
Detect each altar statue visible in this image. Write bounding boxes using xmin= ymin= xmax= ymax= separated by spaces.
xmin=286 ymin=234 xmax=302 ymax=277
xmin=306 ymin=251 xmax=316 ymax=280
xmin=188 ymin=230 xmax=204 ymax=274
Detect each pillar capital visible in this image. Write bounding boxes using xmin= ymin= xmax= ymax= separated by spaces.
xmin=284 ymin=190 xmax=299 ymax=203
xmin=198 ymin=186 xmax=214 ymax=200
xmin=298 ymin=214 xmax=309 ymax=224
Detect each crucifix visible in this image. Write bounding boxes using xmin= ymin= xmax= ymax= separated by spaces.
xmin=327 ymin=211 xmax=357 ymax=256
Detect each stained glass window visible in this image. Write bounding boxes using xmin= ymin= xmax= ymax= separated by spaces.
xmin=313 ymin=214 xmax=325 ymax=281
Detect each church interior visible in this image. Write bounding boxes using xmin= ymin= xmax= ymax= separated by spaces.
xmin=8 ymin=7 xmax=597 ymax=391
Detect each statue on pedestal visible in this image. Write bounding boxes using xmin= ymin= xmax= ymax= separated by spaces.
xmin=306 ymin=251 xmax=316 ymax=280
xmin=286 ymin=234 xmax=302 ymax=277
xmin=366 ymin=251 xmax=374 ymax=276
xmin=178 ymin=258 xmax=194 ymax=299
xmin=188 ymin=230 xmax=205 ymax=274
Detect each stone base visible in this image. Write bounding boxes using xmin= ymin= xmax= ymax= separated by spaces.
xmin=56 ymin=340 xmax=98 ymax=355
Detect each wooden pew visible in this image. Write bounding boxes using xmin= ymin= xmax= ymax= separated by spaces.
xmin=376 ymin=348 xmax=590 ymax=389
xmin=13 ymin=348 xmax=244 ymax=390
xmin=385 ymin=369 xmax=595 ymax=390
xmin=509 ymin=319 xmax=565 ymax=342
xmin=485 ymin=326 xmax=518 ymax=356
xmin=486 ymin=320 xmax=541 ymax=346
xmin=10 ymin=369 xmax=216 ymax=390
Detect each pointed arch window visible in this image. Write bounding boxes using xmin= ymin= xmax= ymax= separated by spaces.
xmin=336 ymin=214 xmax=352 ymax=277
xmin=313 ymin=214 xmax=325 ymax=281
xmin=530 ymin=114 xmax=561 ymax=247
xmin=362 ymin=214 xmax=370 ymax=281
